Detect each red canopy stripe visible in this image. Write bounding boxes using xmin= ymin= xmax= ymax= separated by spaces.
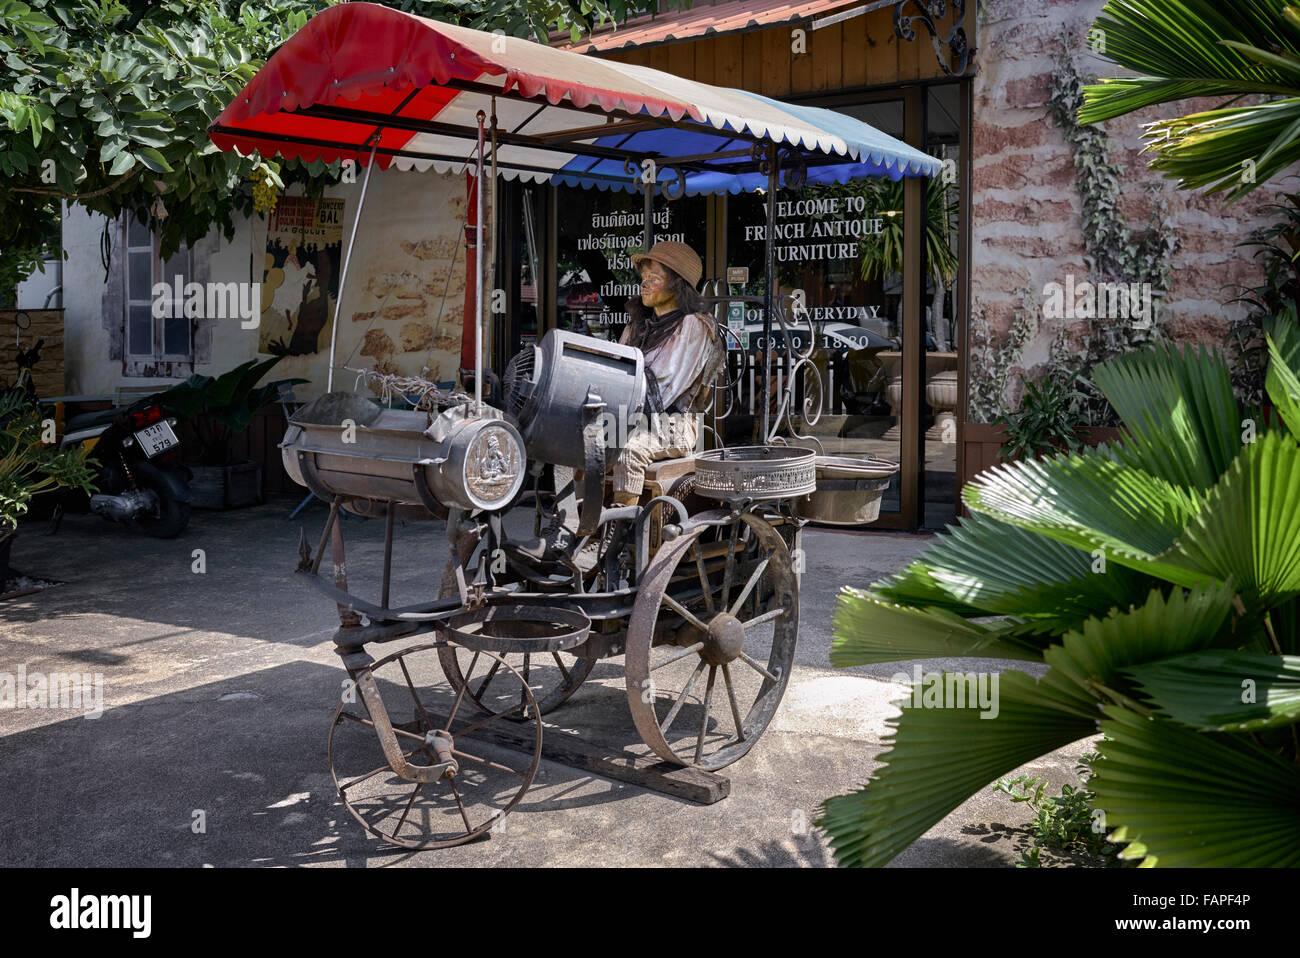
xmin=211 ymin=2 xmax=700 ymax=166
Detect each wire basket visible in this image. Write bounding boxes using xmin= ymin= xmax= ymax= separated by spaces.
xmin=693 ymin=445 xmax=817 ymax=502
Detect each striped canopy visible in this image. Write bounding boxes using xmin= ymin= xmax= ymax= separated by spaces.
xmin=209 ymin=2 xmax=941 ymax=193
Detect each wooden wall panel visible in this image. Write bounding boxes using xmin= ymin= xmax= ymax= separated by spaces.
xmin=714 ymin=34 xmax=743 ymax=88
xmin=863 ymin=8 xmax=900 ymax=86
xmin=606 ymin=8 xmax=955 ymax=91
xmin=760 ymin=25 xmax=792 ymax=97
xmin=741 ymin=29 xmax=764 ymax=94
xmin=896 ymin=16 xmax=922 ymax=82
xmin=648 ymin=43 xmax=671 ymax=72
xmin=811 ymin=22 xmax=841 ymax=92
xmin=841 ymin=11 xmax=868 ymax=89
xmin=668 ymin=40 xmax=695 ymax=86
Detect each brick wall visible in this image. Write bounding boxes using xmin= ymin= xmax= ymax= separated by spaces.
xmin=970 ymin=0 xmax=1281 ymax=417
xmin=0 ymin=309 xmax=64 ymax=397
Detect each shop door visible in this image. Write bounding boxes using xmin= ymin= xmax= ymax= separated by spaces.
xmin=716 ymin=86 xmax=957 ymax=530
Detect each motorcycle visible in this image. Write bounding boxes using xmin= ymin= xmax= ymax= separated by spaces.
xmin=8 ymin=329 xmax=194 ymax=539
xmin=55 ymin=394 xmax=193 ymax=538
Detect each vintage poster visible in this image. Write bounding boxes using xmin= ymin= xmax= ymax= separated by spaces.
xmin=259 ymin=196 xmax=345 ymax=356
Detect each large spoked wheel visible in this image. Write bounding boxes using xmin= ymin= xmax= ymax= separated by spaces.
xmin=328 ymin=642 xmax=541 ymax=850
xmin=625 ymin=510 xmax=798 ymax=770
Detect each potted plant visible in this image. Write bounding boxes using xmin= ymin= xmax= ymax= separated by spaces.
xmin=160 ymin=357 xmax=306 ymax=510
xmin=993 ymin=370 xmax=1088 ymax=461
xmin=0 ymin=390 xmax=95 ymax=585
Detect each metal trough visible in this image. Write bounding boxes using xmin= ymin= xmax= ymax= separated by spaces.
xmin=793 ymin=455 xmax=899 ymax=525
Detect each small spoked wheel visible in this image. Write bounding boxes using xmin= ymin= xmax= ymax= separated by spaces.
xmin=625 ymin=510 xmax=798 ymax=770
xmin=328 ymin=642 xmax=541 ymax=850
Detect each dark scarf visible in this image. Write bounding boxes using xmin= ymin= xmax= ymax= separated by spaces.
xmin=627 ymin=308 xmax=686 ymax=414
xmin=629 ymin=308 xmax=686 ymax=355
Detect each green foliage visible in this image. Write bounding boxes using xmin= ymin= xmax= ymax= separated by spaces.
xmin=1080 ymin=0 xmax=1300 ymax=201
xmin=1043 ymin=40 xmax=1177 ymax=427
xmin=159 ymin=357 xmax=305 ymax=465
xmin=1225 ymin=194 xmax=1300 ymax=404
xmin=0 ymin=196 xmax=58 ymax=307
xmin=994 ymin=371 xmax=1087 ymax=460
xmin=993 ymin=752 xmax=1127 ymax=867
xmin=969 ymin=40 xmax=1183 ymax=428
xmin=0 ymin=0 xmax=667 ymax=264
xmin=0 ymin=389 xmax=95 ymax=534
xmin=967 ymin=289 xmax=1037 ymax=423
xmin=819 ymin=337 xmax=1300 ymax=867
xmin=857 ymin=175 xmax=959 ymax=285
xmin=1050 ymin=42 xmax=1177 ymax=292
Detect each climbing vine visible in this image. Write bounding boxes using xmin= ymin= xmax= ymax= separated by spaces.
xmin=967 ymin=287 xmax=1037 ymax=423
xmin=1040 ymin=38 xmax=1178 ymax=425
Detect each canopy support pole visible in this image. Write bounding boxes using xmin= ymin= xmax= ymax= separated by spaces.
xmin=642 ymin=174 xmax=654 ymax=252
xmin=475 ymin=110 xmax=486 ymax=410
xmin=761 ymin=143 xmax=777 ymax=443
xmin=328 ymin=139 xmax=378 ymax=393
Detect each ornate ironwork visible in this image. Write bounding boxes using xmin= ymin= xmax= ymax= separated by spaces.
xmin=894 ymin=0 xmax=973 ymax=78
xmin=779 ymin=149 xmax=807 ymax=190
xmin=621 ymin=157 xmax=688 ymax=200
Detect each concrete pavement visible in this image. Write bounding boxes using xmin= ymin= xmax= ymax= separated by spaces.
xmin=0 ymin=498 xmax=1097 ymax=867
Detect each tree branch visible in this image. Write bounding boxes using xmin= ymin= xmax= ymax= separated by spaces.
xmin=11 ymin=168 xmax=142 ymax=200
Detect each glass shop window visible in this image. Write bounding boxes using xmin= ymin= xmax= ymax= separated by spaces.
xmin=554 ymin=185 xmax=707 ymax=341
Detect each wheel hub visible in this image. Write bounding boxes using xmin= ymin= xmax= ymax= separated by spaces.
xmin=702 ymin=612 xmax=745 ymax=665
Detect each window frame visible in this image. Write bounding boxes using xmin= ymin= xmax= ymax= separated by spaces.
xmin=121 ymin=215 xmax=195 ymax=377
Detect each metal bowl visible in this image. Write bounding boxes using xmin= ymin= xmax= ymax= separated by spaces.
xmin=794 ymin=455 xmax=900 ymax=525
xmin=693 ymin=445 xmax=817 ymax=502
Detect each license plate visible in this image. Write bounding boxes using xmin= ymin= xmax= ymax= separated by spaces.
xmin=135 ymin=421 xmax=178 ymax=458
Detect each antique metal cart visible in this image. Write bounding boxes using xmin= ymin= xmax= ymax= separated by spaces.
xmin=210 ymin=2 xmax=936 ymax=849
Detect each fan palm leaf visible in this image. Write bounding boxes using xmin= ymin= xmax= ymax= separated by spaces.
xmin=1092 ymin=706 xmax=1300 ymax=866
xmin=1079 ymin=0 xmax=1300 ymax=199
xmin=1126 ymin=650 xmax=1300 ymax=730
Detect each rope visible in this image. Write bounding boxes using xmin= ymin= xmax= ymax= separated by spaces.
xmin=341 ymin=365 xmax=468 ymax=412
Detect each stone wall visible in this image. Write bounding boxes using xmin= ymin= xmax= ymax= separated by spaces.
xmin=969 ymin=0 xmax=1281 ymax=420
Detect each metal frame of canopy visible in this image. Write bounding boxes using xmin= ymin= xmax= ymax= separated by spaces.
xmin=208 ymin=1 xmax=940 ymax=439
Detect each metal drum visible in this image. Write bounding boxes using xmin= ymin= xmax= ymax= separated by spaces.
xmin=503 ymin=329 xmax=646 ymax=467
xmin=281 ymin=392 xmax=526 ymax=513
xmin=693 ymin=445 xmax=817 ymax=502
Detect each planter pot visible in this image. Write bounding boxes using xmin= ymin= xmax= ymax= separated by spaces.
xmin=187 ymin=461 xmax=263 ymax=510
xmin=877 ymin=351 xmax=958 ymax=440
xmin=794 ymin=455 xmax=900 ymax=525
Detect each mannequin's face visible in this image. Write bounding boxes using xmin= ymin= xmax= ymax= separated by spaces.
xmin=638 ymin=260 xmax=678 ymax=312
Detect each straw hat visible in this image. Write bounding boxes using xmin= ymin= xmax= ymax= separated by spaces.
xmin=631 ymin=241 xmax=702 ymax=288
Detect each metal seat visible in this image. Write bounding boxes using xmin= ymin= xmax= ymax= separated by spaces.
xmin=64 ymin=407 xmax=118 ymax=433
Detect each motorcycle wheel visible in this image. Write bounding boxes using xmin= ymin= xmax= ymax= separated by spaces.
xmin=136 ymin=481 xmax=191 ymax=538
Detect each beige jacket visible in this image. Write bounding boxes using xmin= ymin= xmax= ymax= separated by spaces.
xmin=619 ymin=312 xmax=725 ymax=414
